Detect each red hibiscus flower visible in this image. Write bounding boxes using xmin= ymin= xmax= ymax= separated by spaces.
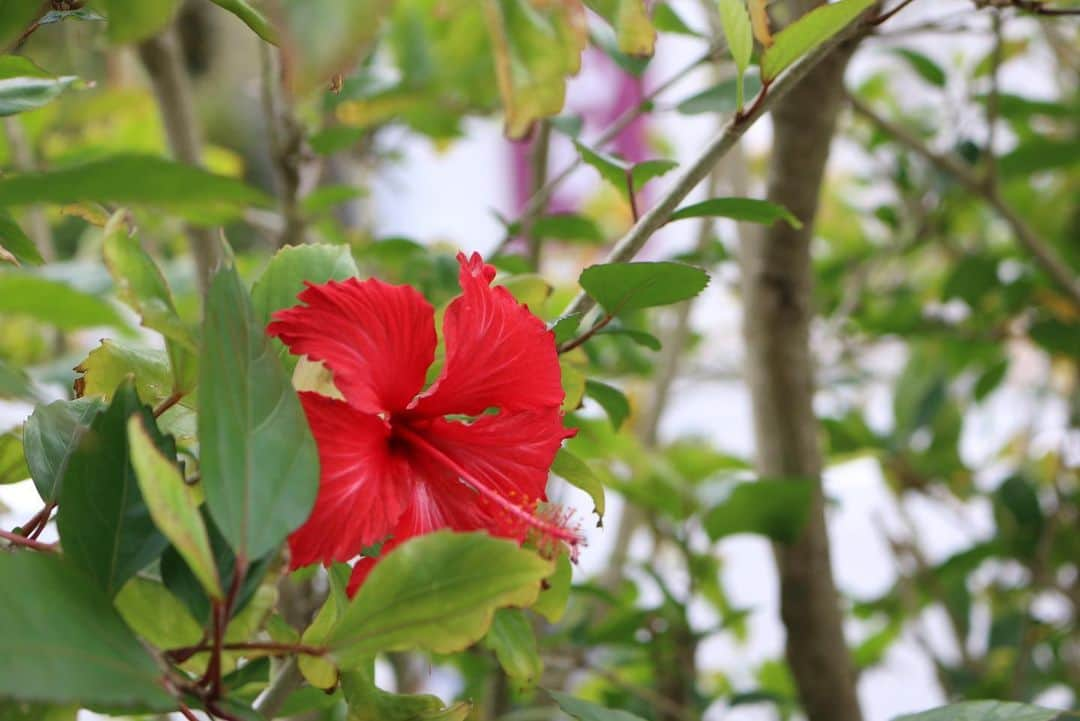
xmin=268 ymin=252 xmax=582 ymax=594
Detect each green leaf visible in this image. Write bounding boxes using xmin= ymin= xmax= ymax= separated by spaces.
xmin=102 ymin=213 xmax=196 ymax=391
xmin=200 ymin=262 xmax=319 ymax=562
xmin=0 ymin=209 xmax=43 ymax=265
xmin=498 ymin=274 xmax=552 ymax=309
xmin=702 ymin=477 xmax=814 ymax=543
xmin=128 ymin=415 xmax=222 ymax=599
xmin=0 ymin=1 xmax=43 ymax=53
xmin=717 ymin=0 xmax=753 ymax=108
xmin=0 ymin=154 xmax=270 ymax=222
xmin=999 ymin=137 xmax=1080 ymax=177
xmin=575 ymin=141 xmax=629 ymax=195
xmin=532 ymin=551 xmax=571 ymax=623
xmin=114 ymin=576 xmax=203 ymax=649
xmin=630 ymin=159 xmax=678 ymax=190
xmin=669 ymin=197 xmax=803 ymax=228
xmin=38 ymin=8 xmax=105 ymax=24
xmin=551 ymin=448 xmax=605 ymax=520
xmin=676 ymin=71 xmax=762 ymax=115
xmin=0 ymin=430 xmax=29 ymax=485
xmin=550 ymin=314 xmax=583 ymax=345
xmin=328 ymin=531 xmax=553 ymax=666
xmin=0 ymin=552 xmax=174 ymax=710
xmin=299 ymin=563 xmax=350 ymax=689
xmin=57 ymin=379 xmax=173 ymax=597
xmin=0 ymin=357 xmax=40 ymax=401
xmin=652 ymin=3 xmax=700 ymax=36
xmin=341 ymin=665 xmax=471 ymax=721
xmin=0 ymin=273 xmax=126 ymax=330
xmin=595 ymin=326 xmax=662 ymax=351
xmin=893 ymin=48 xmax=947 ymax=88
xmin=23 ymin=397 xmax=106 ymax=503
xmin=760 ymin=0 xmax=874 ymax=82
xmin=0 ymin=57 xmax=78 ymax=116
xmin=74 ymin=339 xmax=174 ymax=406
xmin=584 ymin=0 xmax=656 ymax=56
xmin=584 ymin=379 xmax=630 ymax=432
xmin=0 ymin=701 xmax=76 ymax=721
xmin=484 ymin=609 xmax=542 ymax=684
xmin=251 ymin=243 xmax=360 ymax=327
xmin=207 ymin=0 xmax=279 ymax=44
xmin=548 ymin=691 xmax=648 ymax=721
xmin=579 ymin=261 xmax=710 ymax=313
xmin=532 ymin=213 xmax=605 ymax=244
xmin=101 ymin=0 xmax=181 ymax=43
xmin=893 ymin=702 xmax=1080 ymax=721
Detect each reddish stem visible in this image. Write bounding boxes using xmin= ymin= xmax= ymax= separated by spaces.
xmin=177 ymin=704 xmax=200 ymax=721
xmin=557 ymin=313 xmax=615 ymax=354
xmin=0 ymin=528 xmax=58 ymax=552
xmin=153 ymin=391 xmax=184 ymax=418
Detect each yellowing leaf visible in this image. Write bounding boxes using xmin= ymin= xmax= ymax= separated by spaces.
xmin=749 ymin=0 xmax=772 ymax=48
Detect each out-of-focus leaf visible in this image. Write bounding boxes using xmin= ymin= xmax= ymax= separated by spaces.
xmin=0 ymin=431 xmax=28 ymax=485
xmin=893 ymin=48 xmax=946 ymax=87
xmin=676 ymin=72 xmax=762 ymax=115
xmin=276 ymin=0 xmax=391 ymax=95
xmin=38 ymin=8 xmax=105 ymax=24
xmin=669 ymin=197 xmax=802 ymax=228
xmin=653 ymin=3 xmax=698 ymax=36
xmin=999 ymin=137 xmax=1080 ymax=177
xmin=114 ymin=576 xmax=203 ymax=649
xmin=23 ymin=397 xmax=105 ymax=503
xmin=208 ymin=0 xmax=278 ymax=43
xmin=579 ymin=261 xmax=709 ymax=313
xmin=630 ymin=159 xmax=677 ymax=190
xmin=718 ymin=0 xmax=752 ymax=109
xmin=0 ymin=553 xmax=174 ymax=710
xmin=0 ymin=1 xmax=42 ymax=52
xmin=893 ymin=702 xmax=1080 ymax=721
xmin=532 ymin=551 xmax=571 ymax=623
xmin=584 ymin=379 xmax=630 ymax=431
xmin=0 ymin=57 xmax=78 ymax=116
xmin=101 ymin=0 xmax=181 ymax=43
xmin=551 ymin=448 xmax=605 ymax=519
xmin=0 ymin=209 xmax=42 ymax=265
xmin=498 ymin=273 xmax=551 ymax=310
xmin=760 ymin=0 xmax=874 ymax=82
xmin=327 ymin=531 xmax=553 ymax=666
xmin=299 ymin=563 xmax=350 ymax=689
xmin=487 ymin=0 xmax=587 ymax=138
xmin=200 ymin=262 xmax=319 ymax=561
xmin=0 ymin=154 xmax=270 ymax=222
xmin=484 ymin=608 xmax=542 ymax=684
xmin=584 ymin=0 xmax=656 ymax=56
xmin=549 ymin=691 xmax=648 ymax=721
xmin=57 ymin=379 xmax=173 ymax=597
xmin=0 ymin=357 xmax=40 ymax=401
xmin=532 ymin=213 xmax=605 ymax=244
xmin=128 ymin=415 xmax=222 ymax=599
xmin=575 ymin=141 xmax=628 ymax=194
xmin=703 ymin=477 xmax=814 ymax=543
xmin=0 ymin=273 xmax=126 ymax=330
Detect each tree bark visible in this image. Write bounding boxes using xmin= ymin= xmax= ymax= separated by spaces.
xmin=738 ymin=7 xmax=864 ymax=721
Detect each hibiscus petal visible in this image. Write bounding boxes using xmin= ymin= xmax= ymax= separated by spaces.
xmin=345 ymin=409 xmax=578 ymax=595
xmin=268 ymin=278 xmax=436 ymax=415
xmin=411 ymin=252 xmax=564 ymax=418
xmin=287 ymin=392 xmax=413 ymax=569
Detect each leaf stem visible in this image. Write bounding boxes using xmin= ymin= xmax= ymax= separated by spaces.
xmin=153 ymin=391 xmax=184 ymax=418
xmin=557 ymin=313 xmax=615 ymax=354
xmin=0 ymin=528 xmax=58 ymax=552
xmin=166 ymin=640 xmax=327 ymax=662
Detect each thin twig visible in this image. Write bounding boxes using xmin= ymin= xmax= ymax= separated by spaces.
xmin=153 ymin=391 xmax=183 ymax=418
xmin=556 ymin=313 xmax=614 ymax=354
xmin=871 ymin=0 xmax=919 ymax=26
xmin=561 ymin=10 xmax=877 ymax=322
xmin=848 ymin=93 xmax=1080 ymax=310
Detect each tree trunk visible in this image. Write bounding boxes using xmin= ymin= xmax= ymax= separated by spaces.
xmin=737 ymin=8 xmax=864 ymax=721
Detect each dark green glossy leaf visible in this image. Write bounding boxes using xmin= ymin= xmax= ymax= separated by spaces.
xmin=669 ymin=197 xmax=802 ymax=228
xmin=56 ymin=379 xmax=173 ymax=597
xmin=200 ymin=262 xmax=319 ymax=562
xmin=579 ymin=261 xmax=709 ymax=313
xmin=702 ymin=477 xmax=814 ymax=543
xmin=328 ymin=531 xmax=553 ymax=666
xmin=0 ymin=552 xmax=174 ymax=710
xmin=23 ymin=397 xmax=106 ymax=503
